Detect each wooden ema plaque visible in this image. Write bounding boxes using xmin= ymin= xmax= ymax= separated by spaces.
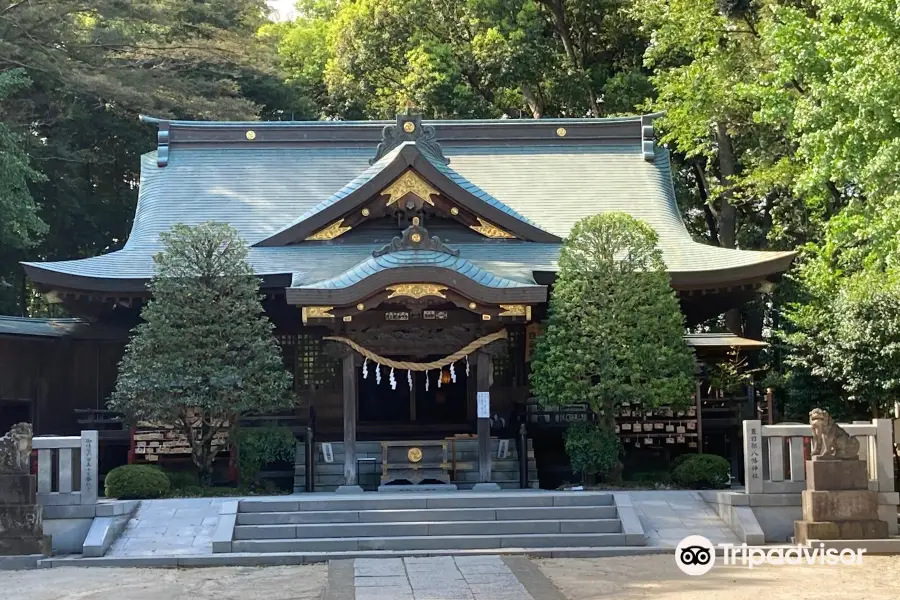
xmin=132 ymin=412 xmax=229 ymax=463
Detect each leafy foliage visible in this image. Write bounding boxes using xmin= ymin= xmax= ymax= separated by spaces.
xmin=105 ymin=464 xmax=171 ymax=499
xmin=110 ymin=222 xmax=293 ymax=483
xmin=267 ymin=0 xmax=651 ymax=119
xmin=235 ymin=426 xmax=297 ymax=485
xmin=563 ymin=421 xmax=622 ymax=480
xmin=530 ymin=213 xmax=696 ymax=426
xmin=671 ymin=454 xmax=731 ymax=489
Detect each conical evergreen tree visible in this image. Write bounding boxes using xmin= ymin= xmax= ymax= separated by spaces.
xmin=111 ymin=222 xmax=292 ymax=483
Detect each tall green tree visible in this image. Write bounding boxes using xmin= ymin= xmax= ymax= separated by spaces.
xmin=0 ymin=69 xmax=46 ymax=313
xmin=268 ymin=0 xmax=651 ymax=119
xmin=530 ymin=213 xmax=695 ymax=429
xmin=0 ymin=0 xmax=287 ymax=315
xmin=110 ymin=223 xmax=293 ymax=483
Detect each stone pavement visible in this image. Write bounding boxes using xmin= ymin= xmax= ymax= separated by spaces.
xmin=327 ymin=555 xmax=567 ymax=600
xmin=106 ymin=497 xmax=235 ymax=557
xmin=627 ymin=490 xmax=739 ymax=548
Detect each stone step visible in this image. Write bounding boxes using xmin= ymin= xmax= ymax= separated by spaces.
xmin=238 ymin=493 xmax=613 ymax=513
xmin=236 ymin=505 xmax=618 ymax=525
xmin=230 ymin=532 xmax=629 ymax=553
xmin=234 ymin=518 xmax=621 ymax=540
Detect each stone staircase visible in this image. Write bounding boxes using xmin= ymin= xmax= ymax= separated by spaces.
xmin=294 ymin=438 xmax=539 ymax=492
xmin=223 ymin=491 xmax=645 ymax=554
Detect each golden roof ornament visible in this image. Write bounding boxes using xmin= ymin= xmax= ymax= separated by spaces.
xmin=382 ymin=171 xmax=439 ymax=206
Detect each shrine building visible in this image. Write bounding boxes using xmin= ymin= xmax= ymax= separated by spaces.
xmin=4 ymin=112 xmax=796 ymax=490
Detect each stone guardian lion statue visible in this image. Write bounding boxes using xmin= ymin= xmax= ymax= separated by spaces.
xmin=809 ymin=408 xmax=859 ymax=460
xmin=0 ymin=422 xmax=33 ymax=474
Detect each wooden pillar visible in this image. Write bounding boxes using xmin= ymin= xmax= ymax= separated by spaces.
xmin=342 ymin=352 xmax=358 ymax=488
xmin=476 ymin=352 xmax=492 ymax=483
xmin=695 ymin=379 xmax=703 ymax=454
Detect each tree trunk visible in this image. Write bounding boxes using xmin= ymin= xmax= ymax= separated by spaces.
xmin=541 ymin=0 xmax=600 ymax=117
xmin=716 ymin=123 xmax=743 ymax=334
xmin=521 ymin=84 xmax=543 ymax=119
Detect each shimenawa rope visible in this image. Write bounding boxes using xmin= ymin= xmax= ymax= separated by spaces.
xmin=323 ymin=329 xmax=507 ymax=371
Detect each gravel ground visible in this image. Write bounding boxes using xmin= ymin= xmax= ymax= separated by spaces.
xmin=0 ymin=565 xmax=328 ymax=600
xmin=537 ymin=555 xmax=900 ymax=600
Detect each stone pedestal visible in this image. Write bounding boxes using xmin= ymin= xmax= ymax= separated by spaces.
xmin=0 ymin=474 xmax=51 ymax=556
xmin=794 ymin=459 xmax=889 ymax=545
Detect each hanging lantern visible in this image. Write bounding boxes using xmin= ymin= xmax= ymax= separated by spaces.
xmin=440 ymin=368 xmax=451 ymax=386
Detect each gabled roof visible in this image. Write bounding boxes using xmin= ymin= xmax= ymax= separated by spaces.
xmin=22 ymin=114 xmax=796 ymax=295
xmin=286 ymin=249 xmax=547 ymax=306
xmin=255 ymin=141 xmax=558 ymax=246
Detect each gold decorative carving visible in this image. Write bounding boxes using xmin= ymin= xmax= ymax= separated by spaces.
xmin=500 ymin=305 xmax=532 ymax=320
xmin=386 ymin=284 xmax=447 ymax=300
xmin=407 ymin=447 xmax=423 ymax=462
xmin=305 ymin=218 xmax=352 ymax=241
xmin=357 ymin=303 xmax=365 ymax=311
xmin=482 ymin=314 xmax=491 ymax=321
xmin=556 ymin=127 xmax=567 ymax=137
xmin=411 ymin=233 xmax=422 ymax=243
xmin=301 ymin=306 xmax=334 ymax=324
xmin=468 ymin=302 xmax=477 ymax=310
xmin=470 ymin=217 xmax=515 ymax=239
xmin=403 ymin=121 xmax=416 ymax=133
xmin=450 ymin=207 xmax=459 ymax=216
xmin=245 ymin=130 xmax=256 ymax=140
xmin=342 ymin=315 xmax=352 ymax=322
xmin=361 ymin=208 xmax=370 ymax=217
xmin=382 ymin=171 xmax=438 ymax=206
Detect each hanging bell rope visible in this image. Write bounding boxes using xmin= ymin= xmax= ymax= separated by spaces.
xmin=323 ymin=329 xmax=508 ymax=371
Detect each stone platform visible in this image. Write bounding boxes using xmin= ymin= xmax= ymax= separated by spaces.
xmin=794 ymin=459 xmax=889 ymax=545
xmin=0 ymin=474 xmax=51 ymax=557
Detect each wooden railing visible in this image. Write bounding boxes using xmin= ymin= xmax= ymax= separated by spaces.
xmin=742 ymin=419 xmax=894 ymax=494
xmin=33 ymin=431 xmax=99 ymax=505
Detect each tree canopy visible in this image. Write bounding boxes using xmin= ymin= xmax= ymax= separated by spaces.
xmin=110 ymin=222 xmax=293 ymax=482
xmin=530 ymin=213 xmax=696 ymax=427
xmin=2 ymin=0 xmax=900 ymax=418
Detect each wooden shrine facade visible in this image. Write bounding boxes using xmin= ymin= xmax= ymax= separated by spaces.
xmin=11 ymin=112 xmax=799 ymax=488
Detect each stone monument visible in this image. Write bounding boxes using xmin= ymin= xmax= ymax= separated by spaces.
xmin=794 ymin=409 xmax=889 ymax=543
xmin=0 ymin=423 xmax=51 ymax=556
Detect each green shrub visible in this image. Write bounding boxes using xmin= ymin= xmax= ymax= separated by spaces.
xmin=165 ymin=469 xmax=199 ymax=490
xmin=671 ymin=453 xmax=694 ymax=471
xmin=672 ymin=455 xmax=731 ymax=489
xmin=105 ymin=464 xmax=171 ymax=499
xmin=564 ymin=422 xmax=622 ymax=481
xmin=235 ymin=426 xmax=296 ymax=484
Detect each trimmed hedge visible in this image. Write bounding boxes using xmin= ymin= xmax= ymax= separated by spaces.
xmin=105 ymin=464 xmax=171 ymax=499
xmin=672 ymin=454 xmax=731 ymax=489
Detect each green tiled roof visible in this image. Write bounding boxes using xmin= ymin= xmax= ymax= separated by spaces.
xmin=296 ymin=250 xmax=540 ymax=290
xmin=23 ymin=115 xmax=795 ymax=292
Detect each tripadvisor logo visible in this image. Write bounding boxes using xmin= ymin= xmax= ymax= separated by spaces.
xmin=675 ymin=535 xmax=866 ymax=575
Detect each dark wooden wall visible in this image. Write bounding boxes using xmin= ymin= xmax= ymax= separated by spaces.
xmin=0 ymin=336 xmax=124 ymax=435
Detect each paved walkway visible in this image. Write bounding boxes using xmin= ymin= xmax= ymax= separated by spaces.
xmin=626 ymin=490 xmax=739 ymax=548
xmin=106 ymin=497 xmax=234 ymax=557
xmin=327 ymin=555 xmax=566 ymax=600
